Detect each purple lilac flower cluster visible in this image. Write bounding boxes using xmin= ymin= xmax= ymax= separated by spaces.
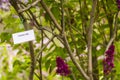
xmin=20 ymin=0 xmax=28 ymax=4
xmin=0 ymin=0 xmax=10 ymax=11
xmin=103 ymin=44 xmax=115 ymax=75
xmin=117 ymin=0 xmax=120 ymax=9
xmin=0 ymin=0 xmax=29 ymax=11
xmin=56 ymin=56 xmax=71 ymax=76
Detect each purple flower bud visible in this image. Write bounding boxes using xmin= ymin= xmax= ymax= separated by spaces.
xmin=56 ymin=56 xmax=71 ymax=76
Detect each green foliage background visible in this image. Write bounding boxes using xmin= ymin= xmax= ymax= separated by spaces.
xmin=0 ymin=0 xmax=120 ymax=80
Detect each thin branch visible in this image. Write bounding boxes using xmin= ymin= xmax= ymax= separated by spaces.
xmin=61 ymin=0 xmax=65 ymax=33
xmin=34 ymin=72 xmax=40 ymax=79
xmin=98 ymin=23 xmax=108 ymax=45
xmin=104 ymin=12 xmax=118 ymax=52
xmin=103 ymin=12 xmax=118 ymax=80
xmin=35 ymin=35 xmax=55 ymax=61
xmin=18 ymin=0 xmax=41 ymax=13
xmin=87 ymin=0 xmax=97 ymax=79
xmin=101 ymin=0 xmax=114 ymax=39
xmin=40 ymin=0 xmax=62 ymax=32
xmin=69 ymin=27 xmax=81 ymax=62
xmin=66 ymin=8 xmax=81 ymax=63
xmin=78 ymin=0 xmax=88 ymax=44
xmin=19 ymin=2 xmax=42 ymax=29
xmin=62 ymin=35 xmax=90 ymax=80
xmin=20 ymin=12 xmax=35 ymax=80
xmin=40 ymin=27 xmax=64 ymax=44
xmin=49 ymin=21 xmax=55 ymax=32
xmin=9 ymin=1 xmax=35 ymax=80
xmin=38 ymin=30 xmax=43 ymax=80
xmin=43 ymin=31 xmax=57 ymax=47
xmin=28 ymin=41 xmax=35 ymax=80
xmin=19 ymin=2 xmax=58 ymax=36
xmin=71 ymin=71 xmax=77 ymax=80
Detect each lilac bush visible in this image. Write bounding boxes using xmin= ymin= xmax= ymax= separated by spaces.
xmin=56 ymin=56 xmax=71 ymax=76
xmin=103 ymin=44 xmax=115 ymax=75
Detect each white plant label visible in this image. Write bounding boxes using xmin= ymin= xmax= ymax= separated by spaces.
xmin=12 ymin=30 xmax=35 ymax=44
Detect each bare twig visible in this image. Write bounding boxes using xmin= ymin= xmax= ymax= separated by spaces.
xmin=101 ymin=0 xmax=114 ymax=39
xmin=18 ymin=0 xmax=41 ymax=13
xmin=38 ymin=30 xmax=43 ymax=80
xmin=71 ymin=72 xmax=77 ymax=80
xmin=78 ymin=0 xmax=88 ymax=44
xmin=35 ymin=35 xmax=55 ymax=61
xmin=34 ymin=72 xmax=40 ymax=79
xmin=19 ymin=2 xmax=41 ymax=29
xmin=98 ymin=23 xmax=108 ymax=45
xmin=65 ymin=8 xmax=81 ymax=63
xmin=20 ymin=12 xmax=35 ymax=80
xmin=61 ymin=0 xmax=65 ymax=33
xmin=40 ymin=0 xmax=62 ymax=32
xmin=43 ymin=31 xmax=57 ymax=47
xmin=62 ymin=34 xmax=90 ymax=80
xmin=104 ymin=12 xmax=118 ymax=52
xmin=28 ymin=41 xmax=35 ymax=80
xmin=9 ymin=1 xmax=35 ymax=80
xmin=87 ymin=0 xmax=97 ymax=79
xmin=103 ymin=12 xmax=118 ymax=80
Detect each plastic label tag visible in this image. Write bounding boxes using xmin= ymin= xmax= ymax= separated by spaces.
xmin=12 ymin=30 xmax=35 ymax=44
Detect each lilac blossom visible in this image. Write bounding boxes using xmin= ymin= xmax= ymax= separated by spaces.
xmin=0 ymin=0 xmax=10 ymax=11
xmin=56 ymin=56 xmax=71 ymax=76
xmin=117 ymin=0 xmax=120 ymax=9
xmin=20 ymin=0 xmax=28 ymax=4
xmin=0 ymin=0 xmax=29 ymax=11
xmin=103 ymin=44 xmax=115 ymax=75
xmin=2 ymin=0 xmax=9 ymax=3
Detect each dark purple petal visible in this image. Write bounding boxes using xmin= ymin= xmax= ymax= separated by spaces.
xmin=56 ymin=56 xmax=71 ymax=76
xmin=117 ymin=0 xmax=120 ymax=9
xmin=117 ymin=0 xmax=120 ymax=3
xmin=103 ymin=44 xmax=115 ymax=75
